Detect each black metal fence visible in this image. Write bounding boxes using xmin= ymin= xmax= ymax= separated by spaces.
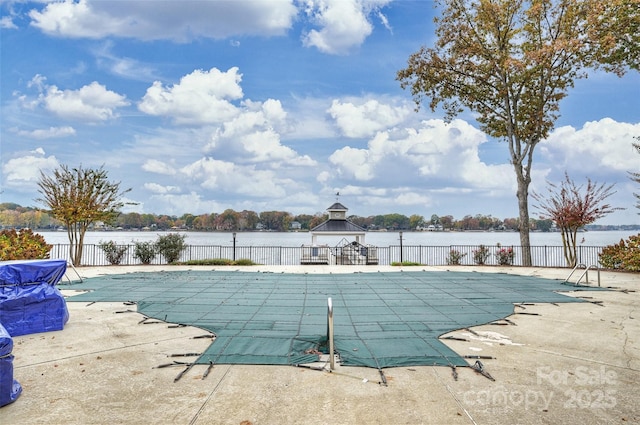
xmin=49 ymin=243 xmax=604 ymax=268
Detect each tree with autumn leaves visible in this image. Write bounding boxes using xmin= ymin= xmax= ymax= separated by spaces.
xmin=397 ymin=0 xmax=639 ymax=266
xmin=533 ymin=173 xmax=621 ymax=267
xmin=37 ymin=165 xmax=131 ymax=266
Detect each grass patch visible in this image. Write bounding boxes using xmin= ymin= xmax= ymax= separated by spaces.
xmin=178 ymin=258 xmax=258 ymax=266
xmin=391 ymin=261 xmax=423 ymax=266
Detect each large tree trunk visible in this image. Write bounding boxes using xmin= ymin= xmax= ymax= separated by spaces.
xmin=515 ymin=168 xmax=532 ymax=267
xmin=510 ymin=124 xmax=535 ymax=267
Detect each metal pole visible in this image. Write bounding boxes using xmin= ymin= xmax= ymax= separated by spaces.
xmin=399 ymin=231 xmax=403 ymax=263
xmin=327 ymin=297 xmax=335 ymax=370
xmin=232 ymin=232 xmax=236 ymax=261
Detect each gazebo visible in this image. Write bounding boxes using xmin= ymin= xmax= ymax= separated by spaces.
xmin=301 ymin=202 xmax=377 ymax=265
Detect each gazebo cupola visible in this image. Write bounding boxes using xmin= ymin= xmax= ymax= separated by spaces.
xmin=327 ymin=202 xmax=348 ymax=220
xmin=309 ymin=202 xmax=366 ymax=245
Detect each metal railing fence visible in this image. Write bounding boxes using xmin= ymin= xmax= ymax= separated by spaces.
xmin=49 ymin=243 xmax=605 ymax=268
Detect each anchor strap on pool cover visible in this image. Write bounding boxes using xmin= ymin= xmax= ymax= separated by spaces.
xmin=66 ymin=270 xmax=603 ymax=369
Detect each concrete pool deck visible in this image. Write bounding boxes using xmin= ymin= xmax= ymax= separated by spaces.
xmin=2 ymin=265 xmax=639 ymax=424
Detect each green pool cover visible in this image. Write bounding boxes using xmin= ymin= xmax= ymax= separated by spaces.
xmin=66 ymin=270 xmax=600 ymax=369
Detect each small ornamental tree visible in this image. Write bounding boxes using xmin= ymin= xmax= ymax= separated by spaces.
xmin=37 ymin=165 xmax=131 ymax=266
xmin=533 ymin=173 xmax=621 ymax=267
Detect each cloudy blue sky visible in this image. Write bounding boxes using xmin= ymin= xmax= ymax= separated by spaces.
xmin=1 ymin=0 xmax=639 ymax=224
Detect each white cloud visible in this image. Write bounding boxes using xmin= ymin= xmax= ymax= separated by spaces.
xmin=285 ymin=96 xmax=337 ymax=140
xmin=15 ymin=126 xmax=76 ymax=139
xmin=375 ymin=8 xmax=392 ymax=32
xmin=328 ymin=99 xmax=411 ymax=138
xmin=234 ymin=129 xmax=305 ymax=164
xmin=218 ymin=99 xmax=287 ymax=138
xmin=317 ymin=170 xmax=332 ymax=183
xmin=181 ymin=157 xmax=291 ymax=198
xmin=2 ymin=150 xmax=59 ymax=187
xmin=120 ymin=197 xmax=144 ymax=214
xmin=26 ymin=0 xmax=392 ymax=54
xmin=93 ymin=41 xmax=160 ymax=81
xmin=392 ymin=191 xmax=431 ymax=206
xmin=329 ymin=146 xmax=374 ymax=180
xmin=27 ymin=74 xmax=47 ymax=90
xmin=29 ymin=78 xmax=129 ymax=122
xmin=329 ymin=118 xmax=511 ymax=192
xmin=540 ymin=118 xmax=640 ymax=174
xmin=1 ymin=15 xmax=17 ymax=29
xmin=214 ymin=121 xmax=315 ymax=166
xmin=196 ymin=93 xmax=316 ymax=166
xmin=139 ymin=67 xmax=243 ymax=125
xmin=338 ymin=185 xmax=387 ymax=197
xmin=142 ymin=159 xmax=177 ymax=176
xmin=143 ymin=182 xmax=181 ymax=194
xmin=28 ymin=0 xmax=298 ymax=41
xmin=302 ymin=0 xmax=392 ymax=54
xmin=146 ymin=192 xmax=224 ymax=217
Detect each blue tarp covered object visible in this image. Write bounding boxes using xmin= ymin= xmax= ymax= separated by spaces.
xmin=0 ymin=322 xmax=22 ymax=407
xmin=0 ymin=259 xmax=69 ymax=337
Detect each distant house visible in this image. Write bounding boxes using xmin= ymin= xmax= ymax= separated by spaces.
xmin=418 ymin=224 xmax=443 ymax=232
xmin=290 ymin=221 xmax=302 ymax=230
xmin=91 ymin=221 xmax=106 ymax=230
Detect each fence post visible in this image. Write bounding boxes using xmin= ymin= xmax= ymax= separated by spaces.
xmin=232 ymin=232 xmax=237 ymax=261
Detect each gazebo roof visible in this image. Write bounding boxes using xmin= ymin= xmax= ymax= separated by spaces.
xmin=327 ymin=202 xmax=348 ymax=211
xmin=311 ymin=219 xmax=365 ymax=233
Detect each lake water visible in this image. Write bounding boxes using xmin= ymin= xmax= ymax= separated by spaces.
xmin=40 ymin=229 xmax=637 ymax=247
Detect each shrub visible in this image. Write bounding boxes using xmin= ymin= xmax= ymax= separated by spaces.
xmin=133 ymin=241 xmax=156 ymax=265
xmin=473 ymin=245 xmax=491 ymax=265
xmin=98 ymin=240 xmax=128 ymax=265
xmin=446 ymin=249 xmax=466 ymax=265
xmin=599 ymin=234 xmax=640 ymax=272
xmin=495 ymin=246 xmax=515 ymax=266
xmin=0 ymin=228 xmax=52 ymax=260
xmin=155 ymin=233 xmax=187 ymax=264
xmin=233 ymin=258 xmax=256 ymax=266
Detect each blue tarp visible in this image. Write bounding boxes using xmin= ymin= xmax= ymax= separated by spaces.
xmin=0 ymin=260 xmax=69 ymax=337
xmin=0 ymin=322 xmax=21 ymax=407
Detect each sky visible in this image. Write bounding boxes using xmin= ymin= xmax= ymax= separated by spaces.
xmin=1 ymin=0 xmax=639 ymax=225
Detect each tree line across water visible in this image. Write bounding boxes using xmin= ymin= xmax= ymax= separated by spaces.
xmin=0 ymin=201 xmax=565 ymax=233
xmin=4 ymin=202 xmax=639 ymax=235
